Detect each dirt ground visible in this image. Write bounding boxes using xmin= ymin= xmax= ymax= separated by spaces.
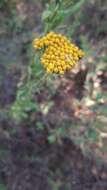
xmin=0 ymin=71 xmax=107 ymax=190
xmin=0 ymin=130 xmax=107 ymax=190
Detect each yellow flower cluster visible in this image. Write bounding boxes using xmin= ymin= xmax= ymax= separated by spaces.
xmin=33 ymin=32 xmax=84 ymax=74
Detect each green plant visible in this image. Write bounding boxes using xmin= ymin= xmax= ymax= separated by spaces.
xmin=11 ymin=0 xmax=85 ymax=122
xmin=0 ymin=184 xmax=6 ymax=190
xmin=9 ymin=0 xmax=107 ymax=163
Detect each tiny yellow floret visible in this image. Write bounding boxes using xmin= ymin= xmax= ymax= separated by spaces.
xmin=33 ymin=32 xmax=85 ymax=74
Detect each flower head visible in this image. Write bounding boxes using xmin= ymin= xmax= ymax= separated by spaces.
xmin=33 ymin=32 xmax=84 ymax=74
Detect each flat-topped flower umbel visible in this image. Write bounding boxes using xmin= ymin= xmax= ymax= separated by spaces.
xmin=33 ymin=32 xmax=85 ymax=74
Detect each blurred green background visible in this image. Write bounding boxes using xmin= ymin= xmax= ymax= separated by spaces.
xmin=0 ymin=0 xmax=107 ymax=189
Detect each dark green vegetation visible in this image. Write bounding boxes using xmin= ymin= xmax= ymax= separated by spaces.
xmin=0 ymin=0 xmax=107 ymax=189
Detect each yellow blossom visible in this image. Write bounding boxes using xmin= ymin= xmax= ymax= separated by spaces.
xmin=33 ymin=32 xmax=85 ymax=74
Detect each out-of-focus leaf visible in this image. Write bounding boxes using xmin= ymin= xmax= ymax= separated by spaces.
xmin=48 ymin=134 xmax=56 ymax=143
xmin=100 ymin=56 xmax=107 ymax=62
xmin=56 ymin=127 xmax=68 ymax=137
xmin=0 ymin=184 xmax=6 ymax=190
xmin=74 ymin=138 xmax=84 ymax=145
xmin=36 ymin=122 xmax=44 ymax=131
xmin=42 ymin=10 xmax=52 ymax=21
xmin=33 ymin=53 xmax=43 ymax=74
xmin=93 ymin=120 xmax=103 ymax=129
xmin=80 ymin=35 xmax=90 ymax=52
xmin=50 ymin=12 xmax=65 ymax=29
xmin=86 ymin=128 xmax=99 ymax=143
